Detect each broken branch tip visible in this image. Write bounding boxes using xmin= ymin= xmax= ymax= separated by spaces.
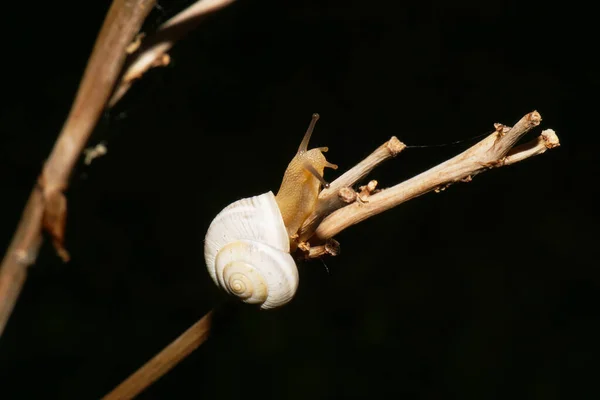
xmin=387 ymin=136 xmax=407 ymax=156
xmin=541 ymin=129 xmax=560 ymax=149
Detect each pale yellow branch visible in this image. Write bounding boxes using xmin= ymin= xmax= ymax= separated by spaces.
xmin=311 ymin=111 xmax=558 ymax=242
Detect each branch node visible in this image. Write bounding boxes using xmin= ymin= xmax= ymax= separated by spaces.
xmin=37 ymin=175 xmax=70 ymax=262
xmin=338 ymin=187 xmax=357 ymax=204
xmin=297 ymin=241 xmax=310 ymax=252
xmin=434 ymin=183 xmax=451 ymax=193
xmin=126 ymin=33 xmax=146 ymax=54
xmin=358 ymin=180 xmax=378 ymax=203
xmin=494 ymin=122 xmax=507 ymax=136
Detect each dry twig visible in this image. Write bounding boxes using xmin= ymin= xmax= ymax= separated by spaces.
xmin=102 ymin=310 xmax=213 ymax=400
xmin=307 ymin=111 xmax=559 ymax=243
xmin=109 ymin=0 xmax=237 ymax=106
xmin=0 ymin=0 xmax=157 ymax=337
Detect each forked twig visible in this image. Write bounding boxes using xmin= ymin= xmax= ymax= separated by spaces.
xmin=0 ymin=0 xmax=157 ymax=337
xmin=304 ymin=111 xmax=560 ymax=244
xmin=109 ymin=0 xmax=237 ymax=106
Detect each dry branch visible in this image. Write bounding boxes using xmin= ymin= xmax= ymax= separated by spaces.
xmin=109 ymin=0 xmax=237 ymax=106
xmin=308 ymin=111 xmax=559 ymax=243
xmin=102 ymin=310 xmax=213 ymax=400
xmin=0 ymin=0 xmax=157 ymax=337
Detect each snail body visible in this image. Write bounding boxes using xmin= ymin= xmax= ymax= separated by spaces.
xmin=204 ymin=114 xmax=337 ymax=309
xmin=275 ymin=114 xmax=338 ymax=238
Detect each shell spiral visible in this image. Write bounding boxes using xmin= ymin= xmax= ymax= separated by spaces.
xmin=204 ymin=191 xmax=299 ymax=310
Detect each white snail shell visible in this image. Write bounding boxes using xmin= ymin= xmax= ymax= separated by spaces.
xmin=204 ymin=191 xmax=299 ymax=310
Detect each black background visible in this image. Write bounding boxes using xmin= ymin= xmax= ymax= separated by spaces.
xmin=1 ymin=0 xmax=598 ymax=399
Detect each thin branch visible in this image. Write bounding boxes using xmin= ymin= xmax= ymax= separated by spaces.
xmin=0 ymin=0 xmax=156 ymax=337
xmin=298 ymin=136 xmax=406 ymax=241
xmin=323 ymin=136 xmax=406 ymax=196
xmin=309 ymin=111 xmax=560 ymax=243
xmin=102 ymin=310 xmax=214 ymax=400
xmin=504 ymin=129 xmax=559 ymax=165
xmin=109 ymin=0 xmax=237 ymax=106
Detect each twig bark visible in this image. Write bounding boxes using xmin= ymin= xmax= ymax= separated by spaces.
xmin=109 ymin=0 xmax=237 ymax=106
xmin=102 ymin=310 xmax=214 ymax=400
xmin=0 ymin=0 xmax=156 ymax=337
xmin=308 ymin=111 xmax=559 ymax=242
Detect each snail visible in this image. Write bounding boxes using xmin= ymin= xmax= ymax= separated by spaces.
xmin=204 ymin=114 xmax=338 ymax=309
